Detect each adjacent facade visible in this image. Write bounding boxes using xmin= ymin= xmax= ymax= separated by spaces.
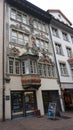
xmin=48 ymin=9 xmax=73 ymax=111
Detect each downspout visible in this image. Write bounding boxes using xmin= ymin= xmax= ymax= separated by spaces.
xmin=3 ymin=0 xmax=5 ymax=121
xmin=48 ymin=24 xmax=65 ymax=112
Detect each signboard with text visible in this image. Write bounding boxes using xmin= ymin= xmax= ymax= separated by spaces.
xmin=48 ymin=102 xmax=56 ymax=119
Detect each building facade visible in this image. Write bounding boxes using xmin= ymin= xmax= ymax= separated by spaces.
xmin=0 ymin=0 xmax=63 ymax=120
xmin=48 ymin=10 xmax=73 ymax=111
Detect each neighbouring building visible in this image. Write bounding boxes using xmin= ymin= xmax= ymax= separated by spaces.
xmin=0 ymin=0 xmax=63 ymax=120
xmin=48 ymin=9 xmax=73 ymax=111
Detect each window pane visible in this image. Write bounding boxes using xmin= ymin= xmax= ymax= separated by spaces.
xmin=12 ymin=31 xmax=17 ymax=43
xmin=60 ymin=63 xmax=68 ymax=75
xmin=11 ymin=9 xmax=16 ymax=20
xmin=24 ymin=35 xmax=29 ymax=45
xmin=38 ymin=63 xmax=43 ymax=76
xmin=47 ymin=65 xmax=51 ymax=77
xmin=25 ymin=60 xmax=29 ymax=74
xmin=15 ymin=60 xmax=20 ymax=74
xmin=38 ymin=22 xmax=41 ymax=30
xmin=9 ymin=59 xmax=13 ymax=74
xmin=17 ymin=13 xmax=22 ymax=22
xmin=18 ymin=33 xmax=23 ymax=44
xmin=36 ymin=39 xmax=40 ymax=48
xmin=22 ymin=61 xmax=25 ymax=74
xmin=33 ymin=21 xmax=37 ymax=28
xmin=22 ymin=15 xmax=27 ymax=24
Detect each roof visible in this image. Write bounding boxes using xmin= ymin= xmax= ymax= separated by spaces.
xmin=47 ymin=9 xmax=72 ymax=26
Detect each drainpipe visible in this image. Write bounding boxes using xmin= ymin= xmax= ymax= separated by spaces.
xmin=2 ymin=0 xmax=5 ymax=121
xmin=48 ymin=25 xmax=65 ymax=112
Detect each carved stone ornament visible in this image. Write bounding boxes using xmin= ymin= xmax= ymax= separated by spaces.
xmin=10 ymin=47 xmax=20 ymax=56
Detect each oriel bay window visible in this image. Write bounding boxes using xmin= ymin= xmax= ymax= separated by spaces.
xmin=11 ymin=30 xmax=29 ymax=45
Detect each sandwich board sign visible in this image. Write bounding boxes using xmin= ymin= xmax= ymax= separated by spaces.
xmin=48 ymin=102 xmax=56 ymax=119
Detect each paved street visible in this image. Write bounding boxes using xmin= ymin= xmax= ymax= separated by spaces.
xmin=0 ymin=112 xmax=73 ymax=130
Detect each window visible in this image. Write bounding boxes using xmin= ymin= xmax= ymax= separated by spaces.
xmin=9 ymin=58 xmax=20 ymax=74
xmin=30 ymin=60 xmax=37 ymax=74
xmin=11 ymin=9 xmax=28 ymax=24
xmin=17 ymin=13 xmax=22 ymax=22
xmin=38 ymin=22 xmax=41 ymax=30
xmin=22 ymin=61 xmax=25 ymax=74
xmin=36 ymin=39 xmax=49 ymax=50
xmin=22 ymin=15 xmax=27 ymax=24
xmin=59 ymin=62 xmax=68 ymax=76
xmin=24 ymin=35 xmax=29 ymax=45
xmin=9 ymin=58 xmax=14 ymax=74
xmin=15 ymin=60 xmax=20 ymax=74
xmin=55 ymin=43 xmax=63 ymax=55
xmin=70 ymin=63 xmax=73 ymax=77
xmin=42 ymin=24 xmax=46 ymax=32
xmin=52 ymin=27 xmax=59 ymax=37
xmin=11 ymin=30 xmax=29 ymax=45
xmin=62 ymin=32 xmax=68 ymax=41
xmin=38 ymin=63 xmax=43 ymax=76
xmin=11 ymin=9 xmax=16 ymax=20
xmin=38 ymin=63 xmax=55 ymax=77
xmin=33 ymin=21 xmax=38 ymax=28
xmin=66 ymin=47 xmax=72 ymax=57
xmin=18 ymin=33 xmax=23 ymax=44
xmin=12 ymin=31 xmax=17 ymax=43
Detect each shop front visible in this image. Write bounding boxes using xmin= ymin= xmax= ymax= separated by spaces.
xmin=42 ymin=90 xmax=61 ymax=114
xmin=11 ymin=91 xmax=37 ymax=119
xmin=62 ymin=89 xmax=73 ymax=111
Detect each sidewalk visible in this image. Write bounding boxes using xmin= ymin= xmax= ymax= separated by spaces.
xmin=0 ymin=112 xmax=73 ymax=130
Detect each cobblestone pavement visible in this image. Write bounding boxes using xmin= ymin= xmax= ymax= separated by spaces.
xmin=0 ymin=112 xmax=73 ymax=130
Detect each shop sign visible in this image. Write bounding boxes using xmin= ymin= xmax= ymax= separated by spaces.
xmin=48 ymin=102 xmax=56 ymax=119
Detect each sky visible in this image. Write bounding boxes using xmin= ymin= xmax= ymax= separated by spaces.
xmin=27 ymin=0 xmax=73 ymax=26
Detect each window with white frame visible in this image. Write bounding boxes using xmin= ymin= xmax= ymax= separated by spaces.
xmin=70 ymin=63 xmax=73 ymax=77
xmin=36 ymin=39 xmax=49 ymax=50
xmin=11 ymin=9 xmax=16 ymax=20
xmin=17 ymin=13 xmax=22 ymax=22
xmin=52 ymin=27 xmax=59 ymax=37
xmin=12 ymin=30 xmax=17 ymax=43
xmin=62 ymin=32 xmax=68 ymax=41
xmin=42 ymin=24 xmax=46 ymax=32
xmin=59 ymin=62 xmax=68 ymax=76
xmin=55 ymin=43 xmax=63 ymax=55
xmin=38 ymin=63 xmax=43 ymax=76
xmin=9 ymin=58 xmax=14 ymax=74
xmin=9 ymin=58 xmax=20 ymax=74
xmin=33 ymin=20 xmax=47 ymax=33
xmin=11 ymin=8 xmax=27 ymax=24
xmin=11 ymin=30 xmax=29 ymax=45
xmin=66 ymin=47 xmax=72 ymax=57
xmin=30 ymin=60 xmax=37 ymax=74
xmin=15 ymin=60 xmax=20 ymax=74
xmin=38 ymin=63 xmax=55 ymax=77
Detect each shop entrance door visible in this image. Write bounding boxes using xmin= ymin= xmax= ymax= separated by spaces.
xmin=11 ymin=92 xmax=23 ymax=118
xmin=11 ymin=91 xmax=36 ymax=118
xmin=24 ymin=91 xmax=36 ymax=116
